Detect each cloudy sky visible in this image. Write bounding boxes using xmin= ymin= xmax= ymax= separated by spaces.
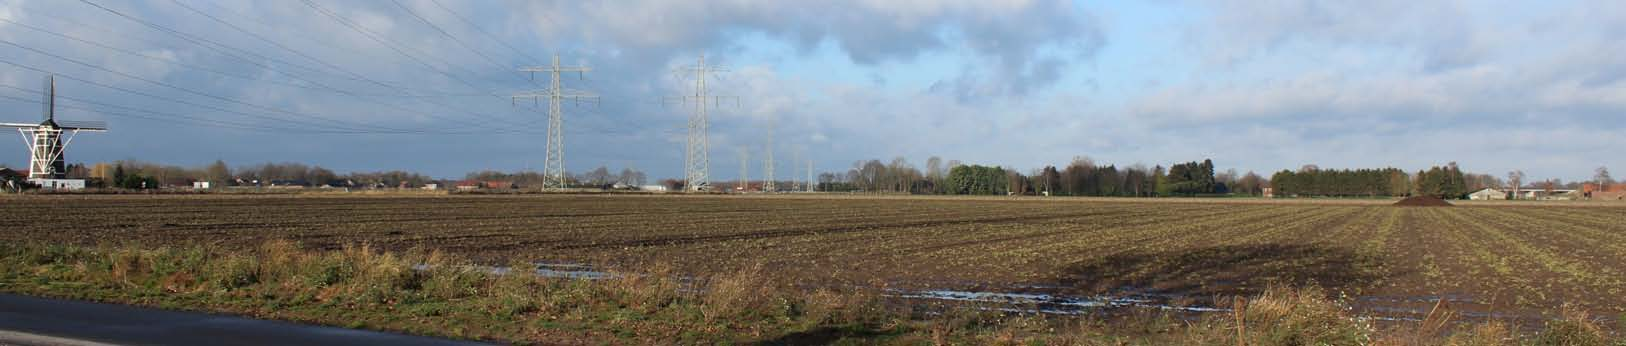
xmin=0 ymin=0 xmax=1620 ymax=182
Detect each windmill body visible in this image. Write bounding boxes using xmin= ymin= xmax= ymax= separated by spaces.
xmin=2 ymin=76 xmax=106 ymax=189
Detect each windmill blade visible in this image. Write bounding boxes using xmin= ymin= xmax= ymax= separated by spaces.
xmin=42 ymin=75 xmax=54 ymax=122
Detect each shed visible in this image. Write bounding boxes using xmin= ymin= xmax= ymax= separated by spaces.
xmin=1468 ymin=188 xmax=1506 ymax=200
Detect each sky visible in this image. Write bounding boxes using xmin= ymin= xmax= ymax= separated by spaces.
xmin=0 ymin=0 xmax=1620 ymax=182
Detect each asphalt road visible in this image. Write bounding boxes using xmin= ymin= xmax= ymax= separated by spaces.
xmin=0 ymin=294 xmax=488 ymax=346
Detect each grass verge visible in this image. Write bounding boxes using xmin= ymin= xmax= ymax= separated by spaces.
xmin=0 ymin=240 xmax=1617 ymax=345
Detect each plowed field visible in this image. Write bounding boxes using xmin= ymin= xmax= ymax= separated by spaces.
xmin=3 ymin=194 xmax=1622 ymax=321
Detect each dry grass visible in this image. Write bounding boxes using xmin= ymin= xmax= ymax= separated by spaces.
xmin=0 ymin=240 xmax=1621 ymax=345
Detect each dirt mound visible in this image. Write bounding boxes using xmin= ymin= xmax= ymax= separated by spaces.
xmin=1394 ymin=196 xmax=1454 ymax=207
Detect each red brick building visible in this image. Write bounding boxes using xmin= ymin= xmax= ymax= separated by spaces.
xmin=1582 ymin=183 xmax=1626 ymax=200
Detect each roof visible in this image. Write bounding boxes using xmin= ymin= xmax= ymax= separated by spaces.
xmin=0 ymin=168 xmax=20 ymax=178
xmin=1470 ymin=188 xmax=1503 ymax=194
xmin=1512 ymin=187 xmax=1576 ymax=192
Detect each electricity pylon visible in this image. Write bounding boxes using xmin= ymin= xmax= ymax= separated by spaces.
xmin=665 ymin=55 xmax=735 ymax=191
xmin=738 ymin=147 xmax=748 ymax=192
xmin=763 ymin=137 xmax=775 ymax=192
xmin=806 ymin=158 xmax=814 ymax=192
xmin=789 ymin=150 xmax=801 ymax=192
xmin=514 ymin=55 xmax=595 ymax=190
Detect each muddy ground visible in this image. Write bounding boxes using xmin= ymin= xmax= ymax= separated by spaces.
xmin=2 ymin=194 xmax=1622 ymax=324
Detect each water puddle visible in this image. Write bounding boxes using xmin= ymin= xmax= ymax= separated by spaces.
xmin=429 ymin=261 xmax=1548 ymax=324
xmin=533 ymin=263 xmax=617 ymax=280
xmin=885 ymin=289 xmax=1231 ymax=315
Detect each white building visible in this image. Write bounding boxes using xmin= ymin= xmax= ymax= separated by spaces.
xmin=1510 ymin=187 xmax=1577 ymax=200
xmin=30 ymin=178 xmax=85 ymax=190
xmin=1468 ymin=188 xmax=1506 ymax=200
xmin=640 ymin=185 xmax=669 ymax=192
xmin=192 ymin=181 xmax=212 ymax=189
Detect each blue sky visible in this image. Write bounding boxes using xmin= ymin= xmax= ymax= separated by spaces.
xmin=0 ymin=0 xmax=1620 ymax=182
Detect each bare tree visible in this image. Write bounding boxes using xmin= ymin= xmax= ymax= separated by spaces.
xmin=205 ymin=160 xmax=230 ymax=185
xmin=1507 ymin=170 xmax=1524 ymax=200
xmin=1597 ymin=166 xmax=1612 ymax=190
xmin=585 ymin=166 xmax=611 ymax=186
xmin=618 ymin=168 xmax=646 ymax=186
xmin=925 ymin=156 xmax=943 ymax=180
xmin=1238 ymin=171 xmax=1265 ymax=196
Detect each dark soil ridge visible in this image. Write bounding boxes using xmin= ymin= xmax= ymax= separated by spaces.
xmin=1393 ymin=196 xmax=1454 ymax=207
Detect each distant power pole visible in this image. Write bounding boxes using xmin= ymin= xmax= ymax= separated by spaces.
xmin=738 ymin=147 xmax=748 ymax=192
xmin=513 ymin=55 xmax=595 ymax=190
xmin=789 ymin=150 xmax=801 ymax=192
xmin=763 ymin=120 xmax=776 ymax=192
xmin=763 ymin=141 xmax=775 ymax=192
xmin=665 ymin=55 xmax=735 ymax=191
xmin=806 ymin=158 xmax=814 ymax=192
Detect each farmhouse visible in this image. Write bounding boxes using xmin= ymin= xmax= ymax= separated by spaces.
xmin=1468 ymin=188 xmax=1506 ymax=200
xmin=1583 ymin=183 xmax=1626 ymax=200
xmin=1508 ymin=187 xmax=1577 ymax=200
xmin=31 ymin=178 xmax=86 ymax=190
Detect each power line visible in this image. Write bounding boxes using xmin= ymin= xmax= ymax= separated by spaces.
xmin=299 ymin=0 xmax=517 ymax=94
xmin=0 ymin=41 xmax=408 ymax=133
xmin=298 ymin=0 xmax=563 ymax=129
xmin=424 ymin=0 xmax=542 ymax=63
xmin=5 ymin=2 xmax=462 ymax=96
xmin=388 ymin=0 xmax=514 ymax=72
xmin=0 ymin=57 xmax=468 ymax=134
xmin=0 ymin=87 xmax=352 ymax=134
xmin=161 ymin=0 xmax=542 ymax=132
xmin=71 ymin=0 xmax=536 ymax=134
xmin=0 ymin=16 xmax=482 ymax=99
xmin=76 ymin=0 xmax=378 ymax=88
xmin=186 ymin=0 xmax=424 ymax=84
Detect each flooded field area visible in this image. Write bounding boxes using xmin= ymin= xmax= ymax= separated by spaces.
xmin=2 ymin=194 xmax=1623 ymax=323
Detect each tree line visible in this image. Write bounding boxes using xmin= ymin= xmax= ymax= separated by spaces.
xmin=1270 ymin=163 xmax=1528 ymax=199
xmin=464 ymin=165 xmax=647 ymax=188
xmin=820 ymin=156 xmax=1241 ymax=197
xmin=816 ymin=155 xmax=1520 ymax=200
xmin=11 ymin=159 xmax=651 ymax=190
xmin=47 ymin=160 xmax=434 ymax=189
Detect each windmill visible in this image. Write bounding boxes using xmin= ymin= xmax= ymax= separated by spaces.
xmin=2 ymin=75 xmax=106 ymax=181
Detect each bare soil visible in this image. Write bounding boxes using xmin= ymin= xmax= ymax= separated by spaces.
xmin=1394 ymin=196 xmax=1455 ymax=207
xmin=1 ymin=194 xmax=1621 ymax=323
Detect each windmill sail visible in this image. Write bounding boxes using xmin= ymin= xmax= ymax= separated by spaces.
xmin=42 ymin=75 xmax=54 ymax=123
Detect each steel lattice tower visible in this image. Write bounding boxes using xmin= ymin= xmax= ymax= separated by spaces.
xmin=514 ymin=55 xmax=594 ymax=190
xmin=738 ymin=147 xmax=748 ymax=192
xmin=763 ymin=137 xmax=775 ymax=192
xmin=666 ymin=55 xmax=733 ymax=191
